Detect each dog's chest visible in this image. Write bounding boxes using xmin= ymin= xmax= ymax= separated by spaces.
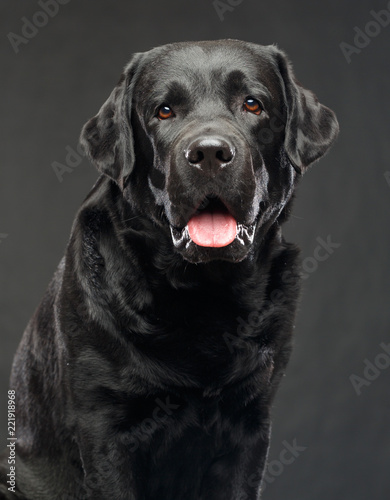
xmin=143 ymin=281 xmax=270 ymax=379
xmin=139 ymin=388 xmax=260 ymax=500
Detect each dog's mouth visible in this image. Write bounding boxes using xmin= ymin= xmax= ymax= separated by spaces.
xmin=169 ymin=196 xmax=257 ymax=262
xmin=187 ymin=196 xmax=237 ymax=248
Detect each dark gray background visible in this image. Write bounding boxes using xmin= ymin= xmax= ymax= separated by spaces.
xmin=1 ymin=0 xmax=389 ymax=498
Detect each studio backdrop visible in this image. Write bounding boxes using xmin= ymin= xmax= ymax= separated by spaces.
xmin=1 ymin=1 xmax=389 ymax=499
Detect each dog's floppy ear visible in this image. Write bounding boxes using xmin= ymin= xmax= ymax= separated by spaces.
xmin=80 ymin=54 xmax=142 ymax=187
xmin=273 ymin=48 xmax=339 ymax=174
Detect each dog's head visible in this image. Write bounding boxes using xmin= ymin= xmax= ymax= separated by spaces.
xmin=80 ymin=40 xmax=339 ymax=264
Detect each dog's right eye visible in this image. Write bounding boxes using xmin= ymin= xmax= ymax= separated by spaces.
xmin=157 ymin=105 xmax=175 ymax=120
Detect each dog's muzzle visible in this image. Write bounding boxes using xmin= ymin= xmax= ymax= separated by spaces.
xmin=164 ymin=125 xmax=260 ymax=263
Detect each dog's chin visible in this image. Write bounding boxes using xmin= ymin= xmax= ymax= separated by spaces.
xmin=170 ymin=222 xmax=256 ymax=264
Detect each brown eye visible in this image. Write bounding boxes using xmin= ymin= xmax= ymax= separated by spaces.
xmin=157 ymin=105 xmax=174 ymax=120
xmin=243 ymin=97 xmax=262 ymax=115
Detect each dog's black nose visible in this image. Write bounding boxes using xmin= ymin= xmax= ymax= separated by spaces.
xmin=185 ymin=137 xmax=235 ymax=173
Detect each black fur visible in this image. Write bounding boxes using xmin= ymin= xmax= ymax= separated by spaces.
xmin=0 ymin=40 xmax=338 ymax=500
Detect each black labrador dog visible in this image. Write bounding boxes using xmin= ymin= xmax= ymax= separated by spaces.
xmin=0 ymin=40 xmax=338 ymax=500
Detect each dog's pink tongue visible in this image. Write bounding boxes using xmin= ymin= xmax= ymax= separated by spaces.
xmin=187 ymin=211 xmax=237 ymax=248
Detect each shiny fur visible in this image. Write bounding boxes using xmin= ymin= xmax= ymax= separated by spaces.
xmin=0 ymin=40 xmax=338 ymax=500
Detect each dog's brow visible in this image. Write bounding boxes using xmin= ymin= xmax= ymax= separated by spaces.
xmin=224 ymin=70 xmax=272 ymax=104
xmin=147 ymin=80 xmax=190 ymax=107
xmin=247 ymin=83 xmax=273 ymax=105
xmin=164 ymin=81 xmax=190 ymax=106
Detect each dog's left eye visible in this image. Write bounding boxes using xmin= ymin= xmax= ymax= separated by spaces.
xmin=243 ymin=97 xmax=262 ymax=115
xmin=157 ymin=105 xmax=175 ymax=120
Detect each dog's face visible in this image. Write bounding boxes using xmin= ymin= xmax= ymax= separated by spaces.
xmin=81 ymin=40 xmax=339 ymax=263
